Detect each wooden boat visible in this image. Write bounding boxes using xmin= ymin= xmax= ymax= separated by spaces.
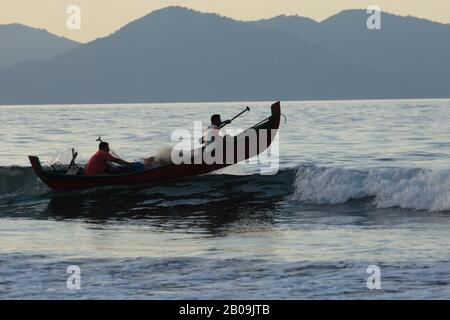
xmin=29 ymin=101 xmax=281 ymax=190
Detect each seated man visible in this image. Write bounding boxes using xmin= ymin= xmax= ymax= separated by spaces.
xmin=84 ymin=141 xmax=131 ymax=176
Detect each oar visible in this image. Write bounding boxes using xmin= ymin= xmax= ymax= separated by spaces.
xmin=68 ymin=148 xmax=78 ymax=169
xmin=219 ymin=106 xmax=250 ymax=129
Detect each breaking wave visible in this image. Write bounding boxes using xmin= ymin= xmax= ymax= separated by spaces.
xmin=1 ymin=164 xmax=450 ymax=212
xmin=292 ymin=165 xmax=450 ymax=212
xmin=0 ymin=166 xmax=45 ymax=200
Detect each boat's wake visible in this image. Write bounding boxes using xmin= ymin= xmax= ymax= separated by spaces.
xmin=1 ymin=164 xmax=450 ymax=214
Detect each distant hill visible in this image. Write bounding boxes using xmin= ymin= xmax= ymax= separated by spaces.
xmin=0 ymin=7 xmax=449 ymax=105
xmin=253 ymin=15 xmax=320 ymax=41
xmin=0 ymin=24 xmax=79 ymax=68
xmin=254 ymin=10 xmax=450 ymax=89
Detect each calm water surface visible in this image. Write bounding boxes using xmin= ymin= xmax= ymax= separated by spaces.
xmin=1 ymin=99 xmax=450 ymax=299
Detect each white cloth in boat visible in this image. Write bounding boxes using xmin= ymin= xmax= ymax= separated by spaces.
xmin=142 ymin=147 xmax=173 ymax=169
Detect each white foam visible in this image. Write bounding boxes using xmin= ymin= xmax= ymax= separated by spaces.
xmin=291 ymin=165 xmax=450 ymax=212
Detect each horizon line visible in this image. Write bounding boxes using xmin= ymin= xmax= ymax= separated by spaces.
xmin=2 ymin=97 xmax=450 ymax=108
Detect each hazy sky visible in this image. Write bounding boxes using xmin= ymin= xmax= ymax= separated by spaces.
xmin=2 ymin=0 xmax=450 ymax=42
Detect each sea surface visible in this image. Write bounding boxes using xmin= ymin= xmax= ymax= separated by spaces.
xmin=1 ymin=99 xmax=450 ymax=299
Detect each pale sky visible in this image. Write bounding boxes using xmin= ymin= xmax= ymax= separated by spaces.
xmin=1 ymin=0 xmax=450 ymax=43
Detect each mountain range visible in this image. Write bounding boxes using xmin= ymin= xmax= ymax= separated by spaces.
xmin=0 ymin=24 xmax=79 ymax=68
xmin=0 ymin=6 xmax=449 ymax=105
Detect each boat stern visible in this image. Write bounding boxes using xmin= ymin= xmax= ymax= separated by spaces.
xmin=29 ymin=156 xmax=43 ymax=173
xmin=28 ymin=155 xmax=52 ymax=187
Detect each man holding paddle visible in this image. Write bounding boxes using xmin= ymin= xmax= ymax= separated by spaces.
xmin=204 ymin=114 xmax=231 ymax=146
xmin=203 ymin=107 xmax=250 ymax=146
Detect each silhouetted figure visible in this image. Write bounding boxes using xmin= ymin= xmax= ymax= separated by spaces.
xmin=204 ymin=114 xmax=231 ymax=146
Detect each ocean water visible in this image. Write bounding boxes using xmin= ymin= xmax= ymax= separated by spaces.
xmin=1 ymin=99 xmax=450 ymax=299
